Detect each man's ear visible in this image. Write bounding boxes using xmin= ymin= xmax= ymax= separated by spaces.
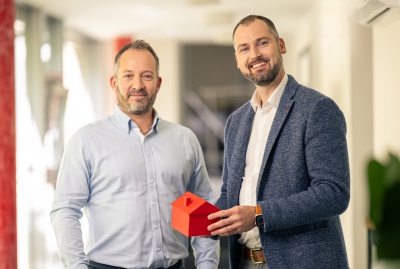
xmin=156 ymin=77 xmax=162 ymax=93
xmin=278 ymin=38 xmax=287 ymax=54
xmin=110 ymin=76 xmax=117 ymax=93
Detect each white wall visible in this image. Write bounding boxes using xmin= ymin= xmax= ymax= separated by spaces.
xmin=96 ymin=40 xmax=116 ymax=119
xmin=373 ymin=19 xmax=400 ymax=158
xmin=348 ymin=19 xmax=374 ymax=269
xmin=148 ymin=39 xmax=181 ymax=124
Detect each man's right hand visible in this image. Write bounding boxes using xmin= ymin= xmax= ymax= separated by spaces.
xmin=207 ymin=206 xmax=256 ymax=236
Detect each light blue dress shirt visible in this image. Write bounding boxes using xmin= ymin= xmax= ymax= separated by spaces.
xmin=50 ymin=105 xmax=220 ymax=269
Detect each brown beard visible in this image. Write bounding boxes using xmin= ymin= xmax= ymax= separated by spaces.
xmin=242 ymin=56 xmax=283 ymax=86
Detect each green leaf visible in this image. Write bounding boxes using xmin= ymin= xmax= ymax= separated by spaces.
xmin=376 ymin=182 xmax=400 ymax=259
xmin=385 ymin=153 xmax=400 ymax=187
xmin=368 ymin=159 xmax=385 ymax=227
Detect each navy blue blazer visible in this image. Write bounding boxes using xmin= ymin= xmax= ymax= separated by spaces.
xmin=215 ymin=75 xmax=350 ymax=269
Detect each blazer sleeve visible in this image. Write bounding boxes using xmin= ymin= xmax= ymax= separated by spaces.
xmin=259 ymin=97 xmax=350 ymax=232
xmin=214 ymin=115 xmax=232 ymax=211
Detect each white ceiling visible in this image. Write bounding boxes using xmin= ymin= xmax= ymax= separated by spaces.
xmin=16 ymin=0 xmax=317 ymax=43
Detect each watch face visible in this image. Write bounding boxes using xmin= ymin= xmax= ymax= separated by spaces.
xmin=256 ymin=215 xmax=264 ymax=228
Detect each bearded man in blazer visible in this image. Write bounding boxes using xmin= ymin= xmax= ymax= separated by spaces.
xmin=207 ymin=15 xmax=350 ymax=269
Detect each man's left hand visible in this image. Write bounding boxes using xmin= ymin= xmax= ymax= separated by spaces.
xmin=207 ymin=206 xmax=256 ymax=236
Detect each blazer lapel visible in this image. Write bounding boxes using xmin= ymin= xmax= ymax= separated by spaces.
xmin=257 ymin=76 xmax=298 ymax=190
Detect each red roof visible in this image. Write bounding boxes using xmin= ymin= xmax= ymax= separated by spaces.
xmin=171 ymin=191 xmax=220 ymax=215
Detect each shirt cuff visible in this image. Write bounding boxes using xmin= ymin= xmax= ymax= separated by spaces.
xmin=197 ymin=261 xmax=218 ymax=269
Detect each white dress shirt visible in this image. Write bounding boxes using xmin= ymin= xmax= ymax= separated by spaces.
xmin=238 ymin=74 xmax=288 ymax=249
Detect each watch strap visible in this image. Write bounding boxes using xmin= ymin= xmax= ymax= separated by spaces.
xmin=256 ymin=205 xmax=262 ymax=215
xmin=255 ymin=205 xmax=264 ymax=228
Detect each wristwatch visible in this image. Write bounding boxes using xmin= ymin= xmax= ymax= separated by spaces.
xmin=255 ymin=205 xmax=264 ymax=228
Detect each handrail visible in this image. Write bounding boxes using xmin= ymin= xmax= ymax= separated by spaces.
xmin=183 ymin=91 xmax=225 ymax=142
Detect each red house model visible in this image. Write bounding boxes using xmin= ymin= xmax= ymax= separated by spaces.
xmin=171 ymin=191 xmax=220 ymax=237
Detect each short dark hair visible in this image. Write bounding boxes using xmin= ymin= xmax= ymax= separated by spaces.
xmin=232 ymin=15 xmax=279 ymax=41
xmin=114 ymin=39 xmax=159 ymax=76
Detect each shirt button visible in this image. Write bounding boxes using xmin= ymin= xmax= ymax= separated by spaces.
xmin=154 ymin=224 xmax=158 ymax=229
xmin=153 ymin=202 xmax=157 ymax=206
xmin=147 ymin=158 xmax=151 ymax=161
xmin=157 ymin=248 xmax=161 ymax=252
xmin=150 ymin=179 xmax=154 ymax=183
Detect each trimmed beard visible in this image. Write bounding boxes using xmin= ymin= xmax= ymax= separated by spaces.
xmin=116 ymin=86 xmax=157 ymax=116
xmin=243 ymin=56 xmax=283 ymax=86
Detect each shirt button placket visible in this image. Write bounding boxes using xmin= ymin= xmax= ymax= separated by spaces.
xmin=143 ymin=139 xmax=164 ymax=267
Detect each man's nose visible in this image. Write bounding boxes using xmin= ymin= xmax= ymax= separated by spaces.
xmin=131 ymin=76 xmax=144 ymax=90
xmin=250 ymin=46 xmax=261 ymax=60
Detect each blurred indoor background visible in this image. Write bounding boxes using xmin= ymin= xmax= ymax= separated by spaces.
xmin=3 ymin=0 xmax=400 ymax=268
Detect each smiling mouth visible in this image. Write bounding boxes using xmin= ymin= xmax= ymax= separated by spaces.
xmin=251 ymin=61 xmax=267 ymax=69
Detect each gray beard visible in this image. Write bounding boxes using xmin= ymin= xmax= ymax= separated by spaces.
xmin=116 ymin=87 xmax=156 ymax=115
xmin=126 ymin=101 xmax=153 ymax=115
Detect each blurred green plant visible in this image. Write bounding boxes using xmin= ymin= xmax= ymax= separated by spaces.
xmin=367 ymin=153 xmax=400 ymax=260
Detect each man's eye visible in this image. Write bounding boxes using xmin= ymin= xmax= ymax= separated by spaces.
xmin=143 ymin=75 xmax=152 ymax=79
xmin=124 ymin=74 xmax=132 ymax=78
xmin=240 ymin=47 xmax=248 ymax=52
xmin=258 ymin=41 xmax=267 ymax=46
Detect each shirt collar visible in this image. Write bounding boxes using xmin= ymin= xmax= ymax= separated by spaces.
xmin=250 ymin=73 xmax=288 ymax=112
xmin=113 ymin=105 xmax=160 ymax=134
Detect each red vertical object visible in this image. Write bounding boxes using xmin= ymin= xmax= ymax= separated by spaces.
xmin=0 ymin=0 xmax=17 ymax=268
xmin=114 ymin=36 xmax=133 ymax=54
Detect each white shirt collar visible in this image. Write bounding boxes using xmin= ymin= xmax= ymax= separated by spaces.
xmin=250 ymin=74 xmax=288 ymax=112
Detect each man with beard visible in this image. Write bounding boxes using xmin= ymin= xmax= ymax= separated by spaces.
xmin=51 ymin=40 xmax=220 ymax=269
xmin=206 ymin=15 xmax=350 ymax=269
